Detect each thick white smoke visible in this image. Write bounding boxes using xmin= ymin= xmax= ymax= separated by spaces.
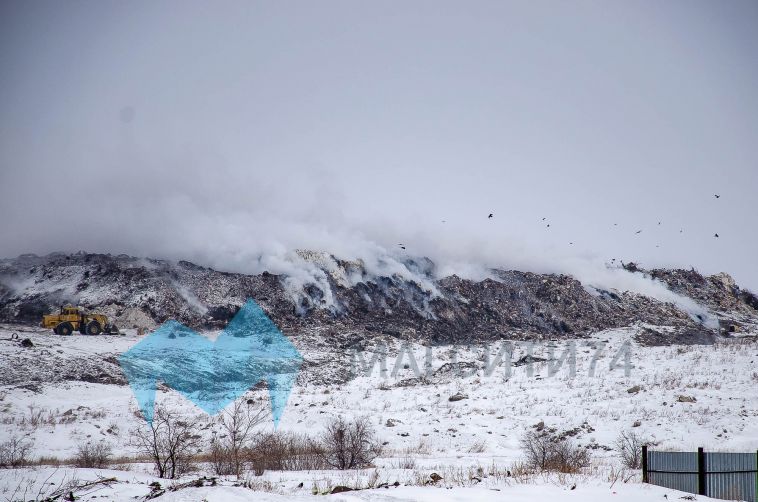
xmin=1 ymin=0 xmax=757 ymax=305
xmin=0 ymin=137 xmax=730 ymax=325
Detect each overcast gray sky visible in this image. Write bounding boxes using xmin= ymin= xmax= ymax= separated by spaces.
xmin=1 ymin=1 xmax=757 ymax=290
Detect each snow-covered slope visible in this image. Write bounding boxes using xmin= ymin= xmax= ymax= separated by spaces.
xmin=2 ymin=252 xmax=757 ymax=501
xmin=2 ymin=252 xmax=757 ymax=346
xmin=0 ymin=325 xmax=756 ymax=500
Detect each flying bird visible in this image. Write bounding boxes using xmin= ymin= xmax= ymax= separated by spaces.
xmin=714 ymin=194 xmax=720 ymax=198
xmin=488 ymin=213 xmax=493 ymax=219
xmin=714 ymin=233 xmax=719 ymax=238
xmin=542 ymin=217 xmax=546 ymax=221
xmin=658 ymin=221 xmax=661 ymax=225
xmin=398 ymin=244 xmax=406 ymax=249
xmin=546 ymin=224 xmax=550 ymax=228
xmin=635 ymin=230 xmax=642 ymax=234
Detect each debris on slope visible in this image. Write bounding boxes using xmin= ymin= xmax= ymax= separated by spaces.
xmin=0 ymin=253 xmax=756 ymax=349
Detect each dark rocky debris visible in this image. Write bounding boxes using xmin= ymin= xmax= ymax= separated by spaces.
xmin=1 ymin=252 xmax=756 ymax=349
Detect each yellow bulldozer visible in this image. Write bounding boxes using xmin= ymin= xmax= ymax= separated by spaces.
xmin=41 ymin=305 xmax=119 ymax=336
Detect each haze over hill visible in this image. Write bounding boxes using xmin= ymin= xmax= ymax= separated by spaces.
xmin=1 ymin=1 xmax=757 ymax=290
xmin=2 ymin=3 xmax=758 ymax=500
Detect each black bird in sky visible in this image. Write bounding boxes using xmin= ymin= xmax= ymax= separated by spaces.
xmin=542 ymin=217 xmax=546 ymax=221
xmin=635 ymin=230 xmax=642 ymax=234
xmin=398 ymin=244 xmax=406 ymax=249
xmin=714 ymin=194 xmax=720 ymax=198
xmin=658 ymin=221 xmax=661 ymax=225
xmin=488 ymin=213 xmax=493 ymax=219
xmin=546 ymin=224 xmax=550 ymax=228
xmin=714 ymin=233 xmax=719 ymax=238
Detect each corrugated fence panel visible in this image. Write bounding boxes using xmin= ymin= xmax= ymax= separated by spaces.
xmin=705 ymin=452 xmax=757 ymax=502
xmin=648 ymin=451 xmax=699 ymax=495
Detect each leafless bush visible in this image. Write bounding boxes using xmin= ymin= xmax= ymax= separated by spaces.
xmin=129 ymin=406 xmax=203 ymax=479
xmin=25 ymin=404 xmax=44 ymax=429
xmin=392 ymin=456 xmax=416 ymax=469
xmin=520 ymin=430 xmax=590 ymax=473
xmin=209 ymin=440 xmax=235 ymax=476
xmin=250 ymin=431 xmax=326 ymax=472
xmin=209 ymin=400 xmax=265 ymax=478
xmin=520 ymin=430 xmax=553 ymax=471
xmin=407 ymin=438 xmax=431 ymax=455
xmin=318 ymin=416 xmax=382 ymax=470
xmin=0 ymin=435 xmax=34 ymax=468
xmin=549 ymin=438 xmax=591 ymax=473
xmin=239 ymin=475 xmax=279 ymax=493
xmin=615 ymin=430 xmax=648 ymax=469
xmin=606 ymin=464 xmax=636 ymax=487
xmin=466 ymin=439 xmax=487 ymax=454
xmin=73 ymin=440 xmax=113 ymax=468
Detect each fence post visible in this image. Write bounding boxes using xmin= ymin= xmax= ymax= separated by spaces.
xmin=642 ymin=445 xmax=648 ymax=483
xmin=697 ymin=447 xmax=706 ymax=496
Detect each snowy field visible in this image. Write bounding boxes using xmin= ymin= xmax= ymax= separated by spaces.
xmin=1 ymin=324 xmax=757 ymax=501
xmin=0 ymin=466 xmax=698 ymax=502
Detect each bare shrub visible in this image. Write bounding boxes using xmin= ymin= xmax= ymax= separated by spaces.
xmin=37 ymin=455 xmax=65 ymax=467
xmin=0 ymin=435 xmax=34 ymax=468
xmin=409 ymin=438 xmax=431 ymax=455
xmin=209 ymin=440 xmax=235 ymax=476
xmin=318 ymin=416 xmax=381 ymax=470
xmin=606 ymin=464 xmax=635 ymax=487
xmin=615 ymin=430 xmax=648 ymax=469
xmin=520 ymin=430 xmax=590 ymax=473
xmin=129 ymin=406 xmax=203 ymax=479
xmin=74 ymin=440 xmax=113 ymax=468
xmin=393 ymin=456 xmax=416 ymax=469
xmin=25 ymin=405 xmax=44 ymax=429
xmin=250 ymin=431 xmax=326 ymax=472
xmin=209 ymin=400 xmax=265 ymax=478
xmin=520 ymin=430 xmax=553 ymax=471
xmin=466 ymin=439 xmax=487 ymax=454
xmin=509 ymin=461 xmax=534 ymax=480
xmin=549 ymin=438 xmax=591 ymax=473
xmin=239 ymin=475 xmax=279 ymax=493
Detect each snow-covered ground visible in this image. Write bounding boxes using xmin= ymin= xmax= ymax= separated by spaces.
xmin=1 ymin=324 xmax=757 ymax=500
xmin=0 ymin=465 xmax=710 ymax=502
